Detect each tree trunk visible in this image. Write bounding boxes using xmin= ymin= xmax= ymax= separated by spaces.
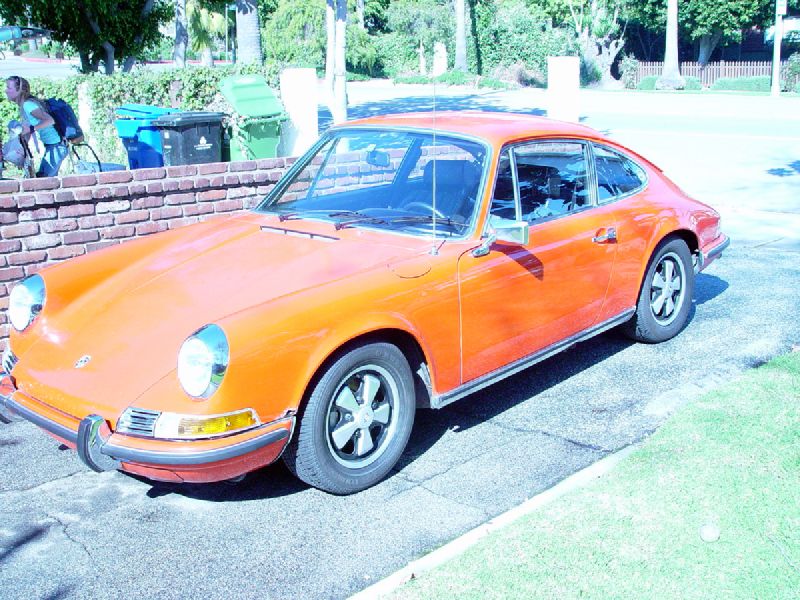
xmin=174 ymin=0 xmax=188 ymax=68
xmin=330 ymin=0 xmax=348 ymax=124
xmin=102 ymin=42 xmax=115 ymax=75
xmin=235 ymin=0 xmax=262 ymax=64
xmin=697 ymin=31 xmax=722 ymax=67
xmin=454 ymin=0 xmax=467 ymax=71
xmin=356 ymin=0 xmax=365 ymax=29
xmin=656 ymin=0 xmax=685 ymax=89
xmin=201 ymin=46 xmax=214 ymax=67
xmin=325 ymin=0 xmax=335 ymax=93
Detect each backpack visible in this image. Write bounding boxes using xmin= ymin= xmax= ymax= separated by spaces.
xmin=44 ymin=98 xmax=84 ymax=144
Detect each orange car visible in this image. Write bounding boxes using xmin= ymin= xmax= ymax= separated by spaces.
xmin=1 ymin=112 xmax=728 ymax=494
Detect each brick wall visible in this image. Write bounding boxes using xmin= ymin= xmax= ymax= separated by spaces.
xmin=0 ymin=158 xmax=296 ymax=350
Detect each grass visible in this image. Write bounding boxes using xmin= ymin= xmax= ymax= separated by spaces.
xmin=391 ymin=351 xmax=800 ymax=600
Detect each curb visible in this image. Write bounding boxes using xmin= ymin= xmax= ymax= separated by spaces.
xmin=349 ymin=442 xmax=641 ymax=599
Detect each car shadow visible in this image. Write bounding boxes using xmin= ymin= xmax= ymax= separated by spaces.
xmin=694 ymin=272 xmax=728 ymax=305
xmin=766 ymin=160 xmax=800 ymax=177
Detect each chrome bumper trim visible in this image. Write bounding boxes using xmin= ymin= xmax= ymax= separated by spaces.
xmin=697 ymin=235 xmax=730 ymax=273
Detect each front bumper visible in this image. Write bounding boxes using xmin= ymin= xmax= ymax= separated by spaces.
xmin=0 ymin=372 xmax=293 ymax=483
xmin=696 ymin=234 xmax=730 ymax=273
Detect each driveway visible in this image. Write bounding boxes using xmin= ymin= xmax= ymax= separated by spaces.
xmin=1 ymin=87 xmax=799 ymax=599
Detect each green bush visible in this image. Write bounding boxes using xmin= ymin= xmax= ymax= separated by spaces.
xmin=263 ymin=0 xmax=325 ymax=67
xmin=619 ymin=55 xmax=639 ymax=89
xmin=711 ymin=76 xmax=771 ymax=92
xmin=684 ymin=76 xmax=702 ymax=91
xmin=347 ymin=23 xmax=380 ymax=76
xmin=374 ymin=32 xmax=417 ymax=77
xmin=784 ymin=52 xmax=800 ymax=91
xmin=637 ymin=75 xmax=657 ymax=90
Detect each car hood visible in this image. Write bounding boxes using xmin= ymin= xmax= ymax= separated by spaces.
xmin=15 ymin=213 xmax=428 ymax=418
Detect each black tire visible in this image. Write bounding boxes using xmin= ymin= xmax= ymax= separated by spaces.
xmin=283 ymin=342 xmax=415 ymax=495
xmin=623 ymin=237 xmax=694 ymax=343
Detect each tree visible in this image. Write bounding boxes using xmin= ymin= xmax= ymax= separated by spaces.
xmin=0 ymin=0 xmax=170 ymax=74
xmin=189 ymin=0 xmax=227 ymax=66
xmin=387 ymin=0 xmax=453 ymax=75
xmin=566 ymin=0 xmax=628 ymax=86
xmin=174 ymin=0 xmax=189 ymax=67
xmin=326 ymin=0 xmax=348 ymax=123
xmin=454 ymin=0 xmax=467 ymax=71
xmin=235 ymin=0 xmax=262 ymax=64
xmin=656 ymin=0 xmax=684 ymax=89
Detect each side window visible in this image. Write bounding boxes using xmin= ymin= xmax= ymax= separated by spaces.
xmin=490 ymin=141 xmax=590 ymax=224
xmin=594 ymin=145 xmax=647 ymax=202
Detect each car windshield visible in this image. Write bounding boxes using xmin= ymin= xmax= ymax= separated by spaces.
xmin=257 ymin=129 xmax=487 ymax=237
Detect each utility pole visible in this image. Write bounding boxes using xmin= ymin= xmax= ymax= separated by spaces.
xmin=771 ymin=0 xmax=787 ymax=96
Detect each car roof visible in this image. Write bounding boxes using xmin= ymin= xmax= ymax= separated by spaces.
xmin=341 ymin=111 xmax=604 ymax=147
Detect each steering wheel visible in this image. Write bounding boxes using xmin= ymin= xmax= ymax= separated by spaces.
xmin=403 ymin=201 xmax=447 ymax=219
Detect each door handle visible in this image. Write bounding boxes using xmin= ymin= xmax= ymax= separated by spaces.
xmin=592 ymin=227 xmax=617 ymax=244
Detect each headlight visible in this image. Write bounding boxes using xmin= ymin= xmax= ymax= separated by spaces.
xmin=9 ymin=274 xmax=46 ymax=332
xmin=177 ymin=324 xmax=229 ymax=398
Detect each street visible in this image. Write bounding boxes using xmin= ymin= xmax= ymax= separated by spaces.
xmin=1 ymin=85 xmax=799 ymax=599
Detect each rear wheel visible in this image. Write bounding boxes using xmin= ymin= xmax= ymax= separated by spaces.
xmin=624 ymin=237 xmax=694 ymax=343
xmin=283 ymin=342 xmax=415 ymax=494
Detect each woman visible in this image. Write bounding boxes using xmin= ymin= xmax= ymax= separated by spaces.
xmin=4 ymin=75 xmax=67 ymax=178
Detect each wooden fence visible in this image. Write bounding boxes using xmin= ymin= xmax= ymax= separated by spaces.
xmin=635 ymin=60 xmax=789 ymax=87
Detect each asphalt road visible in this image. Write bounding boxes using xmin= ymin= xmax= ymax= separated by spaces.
xmin=1 ymin=86 xmax=799 ymax=600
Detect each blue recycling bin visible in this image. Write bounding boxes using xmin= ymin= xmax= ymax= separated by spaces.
xmin=114 ymin=104 xmax=181 ymax=169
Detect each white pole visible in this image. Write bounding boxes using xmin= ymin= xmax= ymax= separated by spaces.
xmin=771 ymin=0 xmax=786 ymax=96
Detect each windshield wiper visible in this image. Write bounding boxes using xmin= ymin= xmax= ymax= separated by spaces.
xmin=384 ymin=215 xmax=467 ymax=229
xmin=328 ymin=211 xmax=389 ymax=230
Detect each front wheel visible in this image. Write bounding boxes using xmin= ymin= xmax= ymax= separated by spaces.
xmin=283 ymin=342 xmax=416 ymax=494
xmin=623 ymin=237 xmax=694 ymax=343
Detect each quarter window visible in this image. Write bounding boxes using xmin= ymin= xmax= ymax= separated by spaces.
xmin=593 ymin=145 xmax=647 ymax=202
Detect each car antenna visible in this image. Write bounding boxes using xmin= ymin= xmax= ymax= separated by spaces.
xmin=430 ymin=78 xmax=439 ymax=256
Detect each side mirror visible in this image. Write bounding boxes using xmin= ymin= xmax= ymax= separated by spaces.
xmin=472 ymin=220 xmax=529 ymax=257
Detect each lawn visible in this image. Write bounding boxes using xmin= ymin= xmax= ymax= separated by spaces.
xmin=390 ymin=351 xmax=800 ymax=599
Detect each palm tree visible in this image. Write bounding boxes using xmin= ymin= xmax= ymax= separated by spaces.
xmin=174 ymin=0 xmax=188 ymax=67
xmin=454 ymin=0 xmax=467 ymax=71
xmin=189 ymin=0 xmax=226 ymax=66
xmin=235 ymin=0 xmax=262 ymax=64
xmin=656 ymin=0 xmax=685 ymax=90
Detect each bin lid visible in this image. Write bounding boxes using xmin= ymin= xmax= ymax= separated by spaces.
xmin=219 ymin=75 xmax=284 ymax=118
xmin=152 ymin=111 xmax=227 ymax=127
xmin=116 ymin=104 xmax=181 ymax=119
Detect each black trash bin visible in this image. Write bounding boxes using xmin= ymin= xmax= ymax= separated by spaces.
xmin=152 ymin=111 xmax=226 ymax=166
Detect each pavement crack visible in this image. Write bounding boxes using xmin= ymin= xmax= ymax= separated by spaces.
xmin=531 ymin=428 xmax=611 ymax=453
xmin=0 ymin=470 xmax=87 ymax=495
xmin=46 ymin=513 xmax=91 ymax=559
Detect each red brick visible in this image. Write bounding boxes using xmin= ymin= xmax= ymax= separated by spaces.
xmin=25 ymin=233 xmax=61 ymax=250
xmin=163 ymin=179 xmax=180 ymax=192
xmin=0 ymin=213 xmax=18 ymax=225
xmin=167 ymin=217 xmax=199 ymax=228
xmin=132 ymin=196 xmax=164 ymax=209
xmin=55 ymin=190 xmax=76 ymax=203
xmin=49 ymin=245 xmax=87 ymax=260
xmin=3 ymin=222 xmax=39 ymax=238
xmin=229 ymin=160 xmax=258 ymax=172
xmin=115 ymin=210 xmax=150 ymax=225
xmin=61 ymin=174 xmax=97 ymax=188
xmin=132 ymin=167 xmax=166 ymax=181
xmin=243 ymin=197 xmax=261 ymax=210
xmin=86 ymin=240 xmax=120 ymax=252
xmin=227 ymin=188 xmax=247 ymax=199
xmin=98 ymin=170 xmax=133 ymax=184
xmin=43 ymin=220 xmax=79 ymax=233
xmin=286 ymin=157 xmax=298 ymax=166
xmin=0 ymin=266 xmax=25 ymax=282
xmin=33 ymin=193 xmax=55 ymax=206
xmin=224 ymin=174 xmax=241 ymax=185
xmin=20 ymin=207 xmax=58 ymax=221
xmin=64 ymin=230 xmax=99 ymax=244
xmin=151 ymin=206 xmax=183 ymax=220
xmin=78 ymin=214 xmax=113 ymax=229
xmin=197 ymin=162 xmax=227 ymax=175
xmin=73 ymin=188 xmax=94 ymax=201
xmin=253 ymin=171 xmax=273 ymax=184
xmin=21 ymin=177 xmax=59 ymax=192
xmin=113 ymin=185 xmax=131 ymax=198
xmin=145 ymin=182 xmax=163 ymax=194
xmin=0 ymin=196 xmax=17 ymax=209
xmin=0 ymin=240 xmax=22 ymax=253
xmin=136 ymin=221 xmax=168 ymax=236
xmin=92 ymin=187 xmax=112 ymax=200
xmin=0 ymin=180 xmax=19 ymax=194
xmin=178 ymin=178 xmax=196 ymax=191
xmin=166 ymin=165 xmax=198 ymax=177
xmin=197 ymin=189 xmax=226 ymax=202
xmin=238 ymin=173 xmax=256 ymax=185
xmin=209 ymin=175 xmax=225 ymax=186
xmin=256 ymin=186 xmax=272 ymax=195
xmin=194 ymin=177 xmax=210 ymax=188
xmin=184 ymin=204 xmax=214 ymax=217
xmin=16 ymin=194 xmax=35 ymax=208
xmin=58 ymin=204 xmax=95 ymax=218
xmin=128 ymin=184 xmax=146 ymax=196
xmin=0 ymin=256 xmax=6 ymax=267
xmin=267 ymin=170 xmax=283 ymax=182
xmin=8 ymin=250 xmax=47 ymax=266
xmin=257 ymin=158 xmax=283 ymax=170
xmin=214 ymin=199 xmax=244 ymax=213
xmin=101 ymin=225 xmax=135 ymax=239
xmin=96 ymin=200 xmax=131 ymax=213
xmin=165 ymin=193 xmax=195 ymax=205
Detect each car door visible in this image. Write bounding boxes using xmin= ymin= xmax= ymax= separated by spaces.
xmin=458 ymin=140 xmax=618 ymax=383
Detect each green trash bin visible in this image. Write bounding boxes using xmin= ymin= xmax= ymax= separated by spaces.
xmin=219 ymin=75 xmax=286 ymax=161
